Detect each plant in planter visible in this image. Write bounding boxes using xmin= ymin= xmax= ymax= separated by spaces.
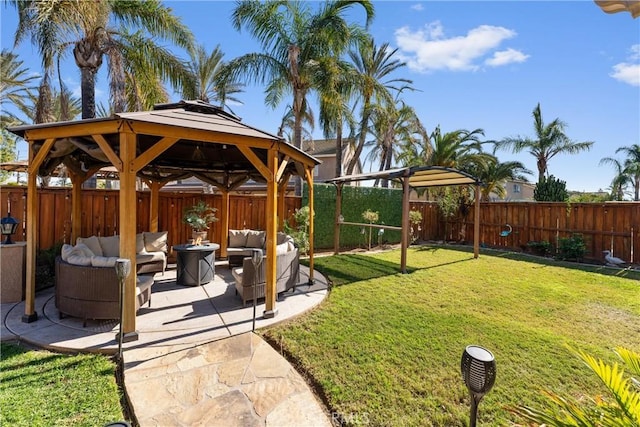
xmin=183 ymin=200 xmax=218 ymax=243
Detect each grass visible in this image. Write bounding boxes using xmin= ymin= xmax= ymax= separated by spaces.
xmin=0 ymin=343 xmax=125 ymax=426
xmin=262 ymin=245 xmax=640 ymax=426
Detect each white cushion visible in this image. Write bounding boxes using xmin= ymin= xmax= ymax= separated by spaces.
xmin=136 ymin=252 xmax=165 ymax=264
xmin=68 ymin=243 xmax=95 ymax=258
xmin=66 ymin=254 xmax=92 ymax=266
xmin=276 ymin=242 xmax=289 ymax=255
xmin=90 ymin=256 xmax=119 ymax=267
xmin=60 ymin=244 xmax=74 ymax=262
xmin=99 ymin=235 xmax=120 ymax=257
xmin=76 ymin=236 xmax=103 ymax=257
xmin=143 ymin=231 xmax=168 ymax=253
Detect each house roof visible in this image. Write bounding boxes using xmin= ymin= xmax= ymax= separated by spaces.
xmin=302 ymin=138 xmax=353 ymax=157
xmin=7 ymin=100 xmax=320 ymax=190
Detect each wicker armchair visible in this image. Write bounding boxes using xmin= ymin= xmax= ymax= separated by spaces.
xmin=55 ymin=257 xmax=153 ymax=326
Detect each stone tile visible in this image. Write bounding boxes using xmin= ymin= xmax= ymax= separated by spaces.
xmin=241 ymin=377 xmax=300 ymax=417
xmin=217 ymin=357 xmax=252 ymax=387
xmin=201 ymin=333 xmax=253 ymax=364
xmin=266 ymin=391 xmax=333 ymax=427
xmin=249 ymin=341 xmax=292 ymax=379
xmin=176 ymin=389 xmax=261 ymax=427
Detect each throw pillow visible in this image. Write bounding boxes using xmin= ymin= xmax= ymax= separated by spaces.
xmin=246 ymin=230 xmax=265 ymax=248
xmin=143 ymin=231 xmax=168 ymax=253
xmin=228 ymin=229 xmax=248 ymax=248
xmin=71 ymin=243 xmax=95 ymax=258
xmin=76 ymin=236 xmax=103 ymax=257
xmin=276 ymin=242 xmax=289 ymax=255
xmin=91 ymin=256 xmax=119 ymax=268
xmin=100 ymin=235 xmax=120 ymax=257
xmin=60 ymin=244 xmax=74 ymax=262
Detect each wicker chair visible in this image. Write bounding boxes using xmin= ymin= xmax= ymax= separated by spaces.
xmin=55 ymin=257 xmax=153 ymax=326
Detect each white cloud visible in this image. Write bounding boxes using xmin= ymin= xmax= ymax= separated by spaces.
xmin=411 ymin=3 xmax=424 ymax=11
xmin=394 ymin=21 xmax=527 ymax=73
xmin=485 ymin=48 xmax=529 ymax=67
xmin=610 ymin=44 xmax=640 ymax=86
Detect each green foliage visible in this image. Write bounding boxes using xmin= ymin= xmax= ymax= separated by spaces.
xmin=517 ymin=346 xmax=640 ymax=426
xmin=0 ymin=342 xmax=124 ymax=426
xmin=409 ymin=210 xmax=423 ymax=243
xmin=436 ymin=187 xmax=460 ymax=220
xmin=36 ymin=241 xmax=63 ymax=290
xmin=568 ymin=192 xmax=611 ymax=203
xmin=556 ymin=233 xmax=587 ymax=262
xmin=182 ymin=200 xmax=218 ymax=231
xmin=303 ymin=183 xmax=403 ymax=249
xmin=527 ymin=240 xmax=553 ymax=257
xmin=284 ymin=205 xmax=312 ymax=256
xmin=361 ymin=209 xmax=379 ymax=224
xmin=534 ymin=175 xmax=569 ymax=202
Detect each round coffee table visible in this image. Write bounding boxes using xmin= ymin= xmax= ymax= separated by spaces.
xmin=174 ymin=243 xmax=220 ymax=286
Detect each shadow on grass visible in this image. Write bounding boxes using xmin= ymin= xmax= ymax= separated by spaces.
xmin=429 ymin=243 xmax=640 ymax=280
xmin=303 ymin=254 xmax=417 ymax=287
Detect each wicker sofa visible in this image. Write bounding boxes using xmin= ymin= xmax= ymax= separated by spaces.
xmin=76 ymin=231 xmax=168 ymax=274
xmin=227 ymin=229 xmax=294 ymax=266
xmin=55 ymin=257 xmax=154 ymax=326
xmin=232 ymin=246 xmax=300 ymax=306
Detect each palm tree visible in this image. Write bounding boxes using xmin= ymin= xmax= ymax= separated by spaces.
xmin=496 ymin=103 xmax=594 ymax=182
xmin=366 ymin=95 xmax=426 ymax=187
xmin=314 ymin=56 xmax=358 ymax=178
xmin=226 ymin=0 xmax=374 ymax=154
xmin=182 ymin=44 xmax=244 ymax=112
xmin=426 ymin=126 xmax=492 ymax=171
xmin=0 ymin=49 xmax=39 ymax=127
xmin=11 ymin=0 xmax=195 ymax=118
xmin=346 ymin=37 xmax=412 ymax=175
xmin=600 ymin=144 xmax=640 ymax=200
xmin=471 ymin=157 xmax=532 ymax=201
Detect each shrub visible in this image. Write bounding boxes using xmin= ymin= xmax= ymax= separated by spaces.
xmin=36 ymin=242 xmax=63 ymax=290
xmin=556 ymin=233 xmax=586 ymax=262
xmin=526 ymin=240 xmax=552 ymax=257
xmin=409 ymin=210 xmax=423 ymax=243
xmin=534 ymin=175 xmax=568 ymax=202
xmin=284 ymin=205 xmax=312 ymax=255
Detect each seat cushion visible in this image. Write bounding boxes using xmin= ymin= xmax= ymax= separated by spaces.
xmin=90 ymin=256 xmax=119 ymax=267
xmin=136 ymin=252 xmax=165 ymax=264
xmin=231 ymin=267 xmax=244 ymax=285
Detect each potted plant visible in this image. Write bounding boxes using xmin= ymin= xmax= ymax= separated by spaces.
xmin=183 ymin=200 xmax=218 ymax=243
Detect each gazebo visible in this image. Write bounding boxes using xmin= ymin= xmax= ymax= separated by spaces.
xmin=7 ymin=100 xmax=320 ymax=341
xmin=327 ymin=166 xmax=482 ymax=273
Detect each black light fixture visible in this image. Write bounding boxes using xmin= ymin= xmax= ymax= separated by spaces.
xmin=461 ymin=345 xmax=496 ymax=427
xmin=1 ymin=212 xmax=19 ymax=244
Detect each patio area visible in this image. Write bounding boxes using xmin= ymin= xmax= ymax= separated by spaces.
xmin=2 ymin=261 xmax=328 ymax=353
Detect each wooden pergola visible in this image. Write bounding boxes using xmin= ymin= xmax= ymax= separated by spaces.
xmin=7 ymin=100 xmax=320 ymax=341
xmin=327 ymin=166 xmax=482 ymax=273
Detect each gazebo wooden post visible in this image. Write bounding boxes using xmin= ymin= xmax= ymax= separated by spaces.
xmin=118 ymin=131 xmax=139 ymax=340
xmin=23 ymin=137 xmax=55 ymax=322
xmin=277 ymin=181 xmax=287 ymax=231
xmin=149 ymin=181 xmax=161 ymax=233
xmin=264 ymin=148 xmax=278 ymax=318
xmin=220 ymin=189 xmax=230 ymax=258
xmin=400 ymin=174 xmax=410 ymax=273
xmin=474 ymin=184 xmax=481 ymax=258
xmin=69 ymin=171 xmax=84 ymax=243
xmin=333 ymin=183 xmax=343 ymax=255
xmin=305 ymin=167 xmax=314 ymax=282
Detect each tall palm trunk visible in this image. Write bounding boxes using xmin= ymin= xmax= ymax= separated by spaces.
xmin=74 ymin=39 xmax=103 ymax=119
xmin=335 ymin=120 xmax=343 ymax=178
xmin=347 ymin=99 xmax=371 ymax=175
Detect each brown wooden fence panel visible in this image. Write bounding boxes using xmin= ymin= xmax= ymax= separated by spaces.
xmin=1 ymin=186 xmax=303 ymax=252
xmin=409 ymin=200 xmax=640 ymax=264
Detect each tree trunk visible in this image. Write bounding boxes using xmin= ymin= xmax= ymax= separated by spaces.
xmin=347 ymin=101 xmax=371 ymax=175
xmin=74 ymin=39 xmax=102 ymax=119
xmin=335 ymin=121 xmax=343 ymax=178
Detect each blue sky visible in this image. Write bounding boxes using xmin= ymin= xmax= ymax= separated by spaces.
xmin=2 ymin=1 xmax=639 ymax=193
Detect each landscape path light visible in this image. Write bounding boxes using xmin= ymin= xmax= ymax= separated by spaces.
xmin=1 ymin=212 xmax=19 ymax=244
xmin=461 ymin=345 xmax=496 ymax=427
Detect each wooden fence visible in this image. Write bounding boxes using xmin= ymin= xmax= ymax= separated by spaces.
xmin=0 ymin=186 xmax=301 ymax=252
xmin=2 ymin=186 xmax=638 ymax=264
xmin=410 ymin=201 xmax=640 ymax=264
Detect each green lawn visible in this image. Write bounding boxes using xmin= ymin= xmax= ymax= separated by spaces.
xmin=0 ymin=343 xmax=124 ymax=427
xmin=262 ymin=246 xmax=640 ymax=426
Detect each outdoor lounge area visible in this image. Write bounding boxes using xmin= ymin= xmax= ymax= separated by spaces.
xmin=2 ymin=260 xmax=328 ymax=352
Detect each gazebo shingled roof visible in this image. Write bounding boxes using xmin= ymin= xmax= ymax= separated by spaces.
xmin=7 ymin=100 xmax=320 ymax=340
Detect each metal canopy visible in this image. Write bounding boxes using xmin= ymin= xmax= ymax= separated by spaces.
xmin=329 ymin=165 xmax=482 ymax=273
xmin=327 ymin=165 xmax=481 ymax=188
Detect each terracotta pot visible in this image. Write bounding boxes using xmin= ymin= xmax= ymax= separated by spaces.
xmin=191 ymin=230 xmax=208 ymax=244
